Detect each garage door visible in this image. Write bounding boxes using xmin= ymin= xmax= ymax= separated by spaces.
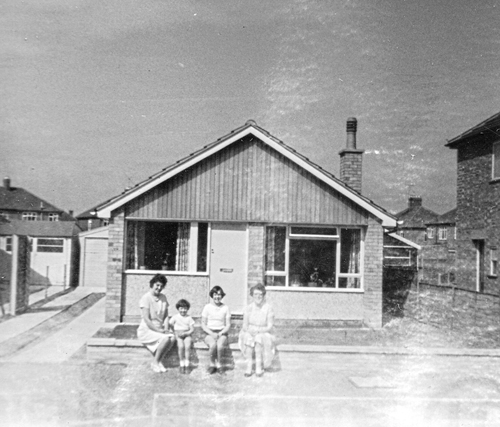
xmin=83 ymin=238 xmax=108 ymax=287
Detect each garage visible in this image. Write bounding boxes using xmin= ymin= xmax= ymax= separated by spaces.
xmin=79 ymin=227 xmax=108 ymax=287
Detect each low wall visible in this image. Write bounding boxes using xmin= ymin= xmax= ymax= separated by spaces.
xmin=405 ymin=282 xmax=500 ymax=331
xmin=123 ymin=273 xmax=210 ymax=322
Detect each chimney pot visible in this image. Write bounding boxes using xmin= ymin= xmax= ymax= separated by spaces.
xmin=408 ymin=196 xmax=422 ymax=209
xmin=3 ymin=177 xmax=11 ymax=191
xmin=346 ymin=117 xmax=357 ymax=149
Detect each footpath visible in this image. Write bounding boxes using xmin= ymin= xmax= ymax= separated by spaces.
xmin=0 ymin=286 xmax=105 ymax=362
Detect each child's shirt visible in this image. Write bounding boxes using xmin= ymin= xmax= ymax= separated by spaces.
xmin=169 ymin=313 xmax=195 ymax=332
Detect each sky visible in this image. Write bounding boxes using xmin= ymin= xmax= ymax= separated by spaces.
xmin=2 ymin=0 xmax=500 ymax=216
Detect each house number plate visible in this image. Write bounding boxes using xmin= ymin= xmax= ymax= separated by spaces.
xmin=220 ymin=268 xmax=233 ymax=273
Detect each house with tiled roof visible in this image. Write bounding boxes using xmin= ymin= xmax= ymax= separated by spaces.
xmin=94 ymin=119 xmax=396 ymax=327
xmin=395 ymin=196 xmax=439 ymax=245
xmin=0 ymin=178 xmax=80 ymax=287
xmin=446 ymin=111 xmax=500 ymax=292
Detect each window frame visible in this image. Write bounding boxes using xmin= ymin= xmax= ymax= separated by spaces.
xmin=48 ymin=213 xmax=59 ymax=222
xmin=427 ymin=227 xmax=435 ymax=239
xmin=490 ymin=248 xmax=498 ymax=277
xmin=22 ymin=212 xmax=39 ymax=221
xmin=264 ymin=225 xmax=364 ymax=292
xmin=36 ymin=238 xmax=64 ymax=253
xmin=124 ymin=220 xmax=210 ymax=275
xmin=438 ymin=227 xmax=447 ymax=241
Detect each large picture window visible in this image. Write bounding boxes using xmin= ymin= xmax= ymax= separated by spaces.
xmin=126 ymin=221 xmax=208 ymax=272
xmin=37 ymin=238 xmax=64 ymax=253
xmin=265 ymin=226 xmax=363 ymax=289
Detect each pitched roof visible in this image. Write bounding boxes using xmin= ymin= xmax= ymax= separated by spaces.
xmin=396 ymin=205 xmax=439 ymax=229
xmin=426 ymin=207 xmax=457 ymax=226
xmin=0 ymin=185 xmax=62 ymax=213
xmin=446 ymin=111 xmax=500 ymax=148
xmin=0 ymin=220 xmax=81 ymax=237
xmin=95 ymin=121 xmax=397 ymax=227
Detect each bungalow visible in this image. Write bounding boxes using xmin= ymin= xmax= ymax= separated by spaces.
xmin=95 ymin=119 xmax=396 ymax=327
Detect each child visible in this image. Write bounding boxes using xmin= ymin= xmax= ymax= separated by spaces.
xmin=169 ymin=299 xmax=195 ymax=374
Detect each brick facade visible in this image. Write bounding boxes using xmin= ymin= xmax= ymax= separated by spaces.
xmin=105 ymin=208 xmax=125 ymax=322
xmin=454 ymin=138 xmax=500 ymax=293
xmin=339 ymin=150 xmax=364 ymax=193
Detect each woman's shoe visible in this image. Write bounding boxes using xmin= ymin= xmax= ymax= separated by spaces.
xmin=158 ymin=363 xmax=167 ymax=373
xmin=151 ymin=363 xmax=162 ymax=373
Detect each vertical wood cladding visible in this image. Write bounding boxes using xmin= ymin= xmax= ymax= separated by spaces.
xmin=126 ymin=136 xmax=370 ymax=224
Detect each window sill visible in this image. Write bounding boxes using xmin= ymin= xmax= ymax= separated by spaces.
xmin=125 ymin=269 xmax=208 ymax=276
xmin=266 ymin=287 xmax=364 ymax=293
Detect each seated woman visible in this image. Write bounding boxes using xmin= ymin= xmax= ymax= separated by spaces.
xmin=239 ymin=283 xmax=276 ymax=377
xmin=201 ymin=286 xmax=231 ymax=374
xmin=137 ymin=274 xmax=175 ymax=373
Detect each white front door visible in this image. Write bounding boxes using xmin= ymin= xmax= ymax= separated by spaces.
xmin=209 ymin=223 xmax=248 ymax=314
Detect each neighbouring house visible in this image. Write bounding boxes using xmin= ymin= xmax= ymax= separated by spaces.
xmin=94 ymin=119 xmax=396 ymax=327
xmin=395 ymin=196 xmax=439 ymax=245
xmin=0 ymin=178 xmax=80 ymax=287
xmin=422 ymin=208 xmax=457 ymax=285
xmin=76 ymin=207 xmax=109 ymax=232
xmin=446 ymin=111 xmax=500 ymax=293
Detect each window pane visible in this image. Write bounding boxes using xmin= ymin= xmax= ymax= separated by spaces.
xmin=265 ymin=276 xmax=286 ymax=287
xmin=338 ymin=277 xmax=360 ymax=288
xmin=38 ymin=246 xmax=63 ymax=253
xmin=197 ymin=223 xmax=208 ymax=272
xmin=288 ymin=239 xmax=336 ymax=287
xmin=265 ymin=227 xmax=286 ymax=271
xmin=38 ymin=239 xmax=64 ymax=246
xmin=340 ymin=229 xmax=360 ymax=274
xmin=290 ymin=226 xmax=337 ymax=236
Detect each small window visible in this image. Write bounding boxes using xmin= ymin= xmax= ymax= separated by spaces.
xmin=438 ymin=227 xmax=447 ymax=241
xmin=491 ymin=249 xmax=498 ymax=277
xmin=6 ymin=237 xmax=12 ymax=252
xmin=0 ymin=212 xmax=9 ymax=220
xmin=427 ymin=227 xmax=435 ymax=239
xmin=48 ymin=213 xmax=59 ymax=222
xmin=493 ymin=141 xmax=500 ymax=180
xmin=37 ymin=238 xmax=64 ymax=253
xmin=22 ymin=212 xmax=39 ymax=221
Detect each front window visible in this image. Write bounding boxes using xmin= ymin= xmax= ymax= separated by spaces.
xmin=126 ymin=221 xmax=208 ymax=272
xmin=48 ymin=213 xmax=59 ymax=222
xmin=265 ymin=226 xmax=363 ymax=289
xmin=493 ymin=141 xmax=500 ymax=180
xmin=37 ymin=238 xmax=64 ymax=253
xmin=491 ymin=249 xmax=498 ymax=277
xmin=22 ymin=212 xmax=39 ymax=221
xmin=427 ymin=227 xmax=435 ymax=239
xmin=438 ymin=227 xmax=447 ymax=241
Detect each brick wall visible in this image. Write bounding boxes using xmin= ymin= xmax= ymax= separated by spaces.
xmin=247 ymin=224 xmax=265 ymax=290
xmin=106 ymin=208 xmax=125 ymax=322
xmin=363 ymin=217 xmax=384 ymax=327
xmin=339 ymin=150 xmax=363 ymax=193
xmin=456 ymin=140 xmax=500 ymax=292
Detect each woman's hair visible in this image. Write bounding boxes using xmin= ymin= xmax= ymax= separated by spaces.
xmin=250 ymin=283 xmax=266 ymax=296
xmin=209 ymin=285 xmax=226 ymax=299
xmin=149 ymin=274 xmax=167 ymax=288
xmin=176 ymin=299 xmax=191 ymax=310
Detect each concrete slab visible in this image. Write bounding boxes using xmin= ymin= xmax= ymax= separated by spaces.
xmin=10 ymin=297 xmax=106 ymax=363
xmin=348 ymin=376 xmax=395 ymax=388
xmin=0 ymin=286 xmax=104 ymax=345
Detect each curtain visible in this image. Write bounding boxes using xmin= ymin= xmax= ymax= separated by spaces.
xmin=126 ymin=222 xmax=138 ymax=269
xmin=346 ymin=229 xmax=360 ymax=288
xmin=175 ymin=223 xmax=190 ymax=271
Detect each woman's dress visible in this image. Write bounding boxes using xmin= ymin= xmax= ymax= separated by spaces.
xmin=238 ymin=302 xmax=276 ymax=369
xmin=137 ymin=292 xmax=172 ymax=353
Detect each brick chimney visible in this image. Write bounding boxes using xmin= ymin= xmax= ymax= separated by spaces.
xmin=3 ymin=177 xmax=11 ymax=191
xmin=339 ymin=117 xmax=364 ymax=193
xmin=408 ymin=196 xmax=422 ymax=209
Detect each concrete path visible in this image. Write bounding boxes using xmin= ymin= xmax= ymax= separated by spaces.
xmin=1 ymin=284 xmax=67 ymax=316
xmin=9 ymin=297 xmax=106 ymax=363
xmin=0 ymin=286 xmax=104 ymax=346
